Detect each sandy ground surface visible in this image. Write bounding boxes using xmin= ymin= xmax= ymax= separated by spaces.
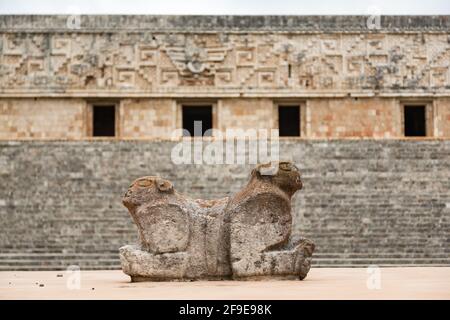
xmin=0 ymin=267 xmax=449 ymax=300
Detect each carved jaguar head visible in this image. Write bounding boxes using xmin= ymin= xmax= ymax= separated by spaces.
xmin=122 ymin=176 xmax=173 ymax=211
xmin=252 ymin=161 xmax=303 ymax=196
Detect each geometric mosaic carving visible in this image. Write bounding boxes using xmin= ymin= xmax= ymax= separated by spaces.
xmin=0 ymin=29 xmax=449 ymax=93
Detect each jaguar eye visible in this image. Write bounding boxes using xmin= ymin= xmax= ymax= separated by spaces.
xmin=137 ymin=179 xmax=152 ymax=187
xmin=279 ymin=162 xmax=292 ymax=171
xmin=124 ymin=189 xmax=132 ymax=197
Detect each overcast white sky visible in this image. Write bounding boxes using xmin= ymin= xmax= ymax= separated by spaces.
xmin=0 ymin=0 xmax=449 ymax=15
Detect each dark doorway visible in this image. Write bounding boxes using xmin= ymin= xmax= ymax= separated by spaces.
xmin=279 ymin=106 xmax=300 ymax=136
xmin=182 ymin=106 xmax=212 ymax=137
xmin=404 ymin=106 xmax=426 ymax=137
xmin=93 ymin=105 xmax=115 ymax=137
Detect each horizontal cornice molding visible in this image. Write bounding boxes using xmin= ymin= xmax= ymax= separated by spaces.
xmin=1 ymin=15 xmax=450 ymax=33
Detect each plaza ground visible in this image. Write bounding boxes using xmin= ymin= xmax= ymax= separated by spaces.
xmin=0 ymin=267 xmax=449 ymax=300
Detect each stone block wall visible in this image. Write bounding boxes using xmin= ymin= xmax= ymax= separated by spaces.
xmin=435 ymin=98 xmax=450 ymax=137
xmin=0 ymin=99 xmax=87 ymax=139
xmin=0 ymin=97 xmax=449 ymax=139
xmin=0 ymin=139 xmax=448 ymax=270
xmin=120 ymin=99 xmax=176 ymax=138
xmin=218 ymin=98 xmax=275 ymax=132
xmin=0 ymin=15 xmax=449 ymax=140
xmin=307 ymin=98 xmax=399 ymax=138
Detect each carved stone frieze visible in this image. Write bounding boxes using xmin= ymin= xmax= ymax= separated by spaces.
xmin=0 ymin=15 xmax=449 ymax=95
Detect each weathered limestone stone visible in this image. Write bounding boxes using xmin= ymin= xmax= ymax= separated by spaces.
xmin=1 ymin=15 xmax=450 ymax=140
xmin=119 ymin=161 xmax=315 ymax=281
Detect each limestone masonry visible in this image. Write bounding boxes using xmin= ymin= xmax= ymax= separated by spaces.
xmin=0 ymin=16 xmax=449 ymax=270
xmin=0 ymin=15 xmax=449 ymax=138
xmin=0 ymin=140 xmax=448 ymax=270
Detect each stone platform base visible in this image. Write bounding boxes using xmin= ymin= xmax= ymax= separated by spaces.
xmin=130 ymin=275 xmax=302 ymax=282
xmin=119 ymin=244 xmax=313 ymax=281
xmin=1 ymin=268 xmax=449 ymax=299
xmin=130 ymin=276 xmax=232 ymax=282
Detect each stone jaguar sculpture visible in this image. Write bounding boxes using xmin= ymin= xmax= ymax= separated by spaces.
xmin=119 ymin=161 xmax=315 ymax=281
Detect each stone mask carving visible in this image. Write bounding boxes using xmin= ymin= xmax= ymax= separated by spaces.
xmin=120 ymin=161 xmax=315 ymax=281
xmin=185 ymin=46 xmax=207 ymax=74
